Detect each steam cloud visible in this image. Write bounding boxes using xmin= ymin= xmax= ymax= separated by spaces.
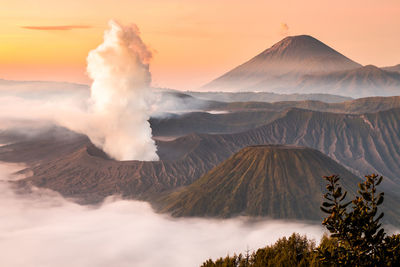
xmin=85 ymin=20 xmax=158 ymax=161
xmin=0 ymin=163 xmax=325 ymax=267
xmin=1 ymin=21 xmax=212 ymax=160
xmin=4 ymin=21 xmax=160 ymax=161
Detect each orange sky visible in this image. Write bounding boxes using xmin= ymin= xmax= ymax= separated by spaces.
xmin=1 ymin=0 xmax=400 ymax=90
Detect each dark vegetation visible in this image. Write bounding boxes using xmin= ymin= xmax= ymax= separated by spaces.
xmin=201 ymin=174 xmax=400 ymax=266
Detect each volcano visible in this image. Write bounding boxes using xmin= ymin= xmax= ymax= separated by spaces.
xmin=202 ymin=35 xmax=361 ymax=91
xmin=158 ymin=145 xmax=363 ymax=220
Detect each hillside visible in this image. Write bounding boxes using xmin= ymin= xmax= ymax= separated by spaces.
xmin=8 ymin=107 xmax=400 ymax=208
xmin=210 ymin=96 xmax=400 ymax=114
xmin=158 ymin=145 xmax=364 ymax=220
xmin=0 ymin=126 xmax=89 ymax=164
xmin=383 ymin=64 xmax=400 ymax=74
xmin=16 ymin=140 xmax=215 ymax=204
xmin=154 ymin=108 xmax=400 ymax=191
xmin=292 ymin=65 xmax=400 ymax=97
xmin=186 ymin=91 xmax=351 ymax=103
xmin=152 ymin=96 xmax=400 ymax=138
xmin=150 ymin=110 xmax=282 ymax=137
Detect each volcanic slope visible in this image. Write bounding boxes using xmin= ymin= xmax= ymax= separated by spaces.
xmin=0 ymin=126 xmax=89 ymax=164
xmin=186 ymin=91 xmax=351 ymax=103
xmin=151 ymin=96 xmax=400 ymax=138
xmin=383 ymin=64 xmax=400 ymax=74
xmin=202 ymin=35 xmax=400 ymax=97
xmin=293 ymin=65 xmax=400 ymax=97
xmin=202 ymin=35 xmax=361 ymax=91
xmin=157 ymin=107 xmax=400 ymax=190
xmin=16 ymin=108 xmax=400 ymax=204
xmin=158 ymin=145 xmax=400 ymax=223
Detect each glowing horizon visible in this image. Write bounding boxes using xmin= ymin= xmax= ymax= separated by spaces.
xmin=1 ymin=0 xmax=400 ymax=90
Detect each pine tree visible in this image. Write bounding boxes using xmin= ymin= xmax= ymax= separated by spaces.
xmin=318 ymin=174 xmax=399 ymax=266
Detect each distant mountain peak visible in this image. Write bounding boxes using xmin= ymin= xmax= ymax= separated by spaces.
xmin=203 ymin=35 xmax=361 ymax=91
xmin=266 ymin=35 xmax=315 ymax=49
xmin=264 ymin=34 xmax=330 ymax=55
xmin=241 ymin=34 xmax=361 ymax=74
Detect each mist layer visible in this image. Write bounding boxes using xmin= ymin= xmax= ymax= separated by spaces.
xmin=0 ymin=163 xmax=324 ymax=267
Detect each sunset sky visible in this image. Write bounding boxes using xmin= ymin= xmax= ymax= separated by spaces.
xmin=1 ymin=0 xmax=399 ymax=90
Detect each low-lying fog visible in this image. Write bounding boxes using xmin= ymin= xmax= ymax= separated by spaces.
xmin=0 ymin=163 xmax=324 ymax=267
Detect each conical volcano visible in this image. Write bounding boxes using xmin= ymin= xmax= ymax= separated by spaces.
xmin=202 ymin=35 xmax=361 ymax=91
xmin=159 ymin=145 xmax=364 ymax=220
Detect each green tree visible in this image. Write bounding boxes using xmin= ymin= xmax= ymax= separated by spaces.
xmin=200 ymin=173 xmax=400 ymax=267
xmin=318 ymin=174 xmax=398 ymax=266
xmin=201 ymin=233 xmax=319 ymax=267
xmin=250 ymin=233 xmax=318 ymax=267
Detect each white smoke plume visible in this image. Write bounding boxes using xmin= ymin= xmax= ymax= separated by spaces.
xmin=1 ymin=21 xmax=160 ymax=161
xmin=84 ymin=20 xmax=158 ymax=161
xmin=0 ymin=21 xmax=212 ymax=161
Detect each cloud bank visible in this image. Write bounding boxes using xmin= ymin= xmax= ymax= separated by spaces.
xmin=0 ymin=163 xmax=324 ymax=267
